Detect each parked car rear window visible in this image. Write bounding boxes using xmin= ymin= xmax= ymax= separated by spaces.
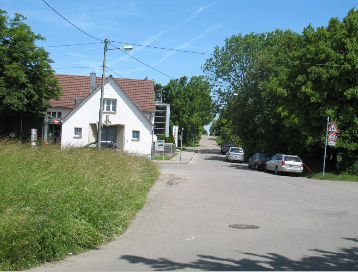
xmin=284 ymin=156 xmax=301 ymax=162
xmin=230 ymin=148 xmax=243 ymax=153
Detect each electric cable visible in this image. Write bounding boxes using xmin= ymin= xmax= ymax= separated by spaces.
xmin=42 ymin=0 xmax=102 ymax=41
xmin=110 ymin=40 xmax=214 ymax=56
xmin=108 ymin=41 xmax=175 ymax=79
xmin=44 ymin=42 xmax=103 ymax=48
xmin=42 ymin=0 xmax=177 ymax=80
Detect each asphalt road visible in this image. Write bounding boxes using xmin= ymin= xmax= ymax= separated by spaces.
xmin=33 ymin=135 xmax=358 ymax=271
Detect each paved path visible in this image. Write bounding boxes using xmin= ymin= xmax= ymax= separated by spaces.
xmin=33 ymin=135 xmax=358 ymax=271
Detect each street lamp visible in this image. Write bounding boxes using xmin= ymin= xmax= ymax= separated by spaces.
xmin=97 ymin=39 xmax=133 ymax=148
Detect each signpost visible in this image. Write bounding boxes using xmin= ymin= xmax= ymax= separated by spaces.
xmin=323 ymin=118 xmax=339 ymax=176
xmin=156 ymin=140 xmax=165 ymax=160
xmin=173 ymin=126 xmax=179 ymax=147
xmin=31 ymin=129 xmax=37 ymax=148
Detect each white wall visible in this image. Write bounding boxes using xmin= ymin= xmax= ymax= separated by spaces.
xmin=61 ymin=78 xmax=154 ymax=156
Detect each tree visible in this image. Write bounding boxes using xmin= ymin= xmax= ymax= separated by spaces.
xmin=262 ymin=9 xmax=358 ymax=170
xmin=155 ymin=76 xmax=214 ymax=145
xmin=0 ymin=10 xmax=61 ymax=117
xmin=203 ymin=31 xmax=299 ymax=156
xmin=203 ymin=8 xmax=358 ymax=171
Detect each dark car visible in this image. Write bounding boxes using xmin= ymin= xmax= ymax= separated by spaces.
xmin=86 ymin=141 xmax=120 ymax=151
xmin=248 ymin=153 xmax=271 ymax=170
xmin=221 ymin=142 xmax=236 ymax=154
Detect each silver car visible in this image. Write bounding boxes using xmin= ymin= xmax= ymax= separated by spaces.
xmin=226 ymin=147 xmax=244 ymax=162
xmin=265 ymin=154 xmax=303 ymax=176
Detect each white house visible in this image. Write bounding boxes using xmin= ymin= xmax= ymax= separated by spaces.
xmin=48 ymin=73 xmax=157 ymax=156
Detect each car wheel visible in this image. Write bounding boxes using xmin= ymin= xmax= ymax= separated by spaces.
xmin=274 ymin=166 xmax=279 ymax=175
xmin=248 ymin=163 xmax=251 ymax=168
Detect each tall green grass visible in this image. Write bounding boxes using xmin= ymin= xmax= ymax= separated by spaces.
xmin=0 ymin=140 xmax=159 ymax=270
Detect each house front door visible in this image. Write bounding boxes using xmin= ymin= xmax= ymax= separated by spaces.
xmin=102 ymin=126 xmax=117 ymax=143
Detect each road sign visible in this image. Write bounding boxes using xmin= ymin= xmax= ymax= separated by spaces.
xmin=328 ymin=141 xmax=336 ymax=146
xmin=327 ymin=122 xmax=339 ymax=133
xmin=328 ymin=133 xmax=337 ymax=141
xmin=155 ymin=140 xmax=164 ymax=151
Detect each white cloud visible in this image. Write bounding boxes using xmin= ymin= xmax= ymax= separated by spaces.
xmin=183 ymin=3 xmax=216 ymax=24
xmin=68 ymin=52 xmax=92 ymax=58
xmin=152 ymin=24 xmax=222 ymax=66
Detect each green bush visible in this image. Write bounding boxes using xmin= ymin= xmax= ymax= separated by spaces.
xmin=0 ymin=141 xmax=159 ymax=270
xmin=345 ymin=161 xmax=358 ymax=175
xmin=157 ymin=134 xmax=175 ymax=144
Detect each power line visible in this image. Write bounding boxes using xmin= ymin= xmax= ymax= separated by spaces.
xmin=45 ymin=40 xmax=213 ymax=55
xmin=110 ymin=40 xmax=214 ymax=56
xmin=114 ymin=43 xmax=175 ymax=80
xmin=106 ymin=66 xmax=125 ymax=78
xmin=42 ymin=0 xmax=177 ymax=80
xmin=44 ymin=42 xmax=103 ymax=48
xmin=53 ymin=66 xmax=97 ymax=70
xmin=42 ymin=0 xmax=102 ymax=41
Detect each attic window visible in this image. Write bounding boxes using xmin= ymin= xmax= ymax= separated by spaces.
xmin=103 ymin=99 xmax=117 ymax=112
xmin=47 ymin=111 xmax=62 ymax=119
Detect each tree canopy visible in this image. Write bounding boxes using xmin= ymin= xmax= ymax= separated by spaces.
xmin=0 ymin=10 xmax=61 ymax=117
xmin=203 ymin=8 xmax=358 ymax=172
xmin=155 ymin=76 xmax=214 ymax=145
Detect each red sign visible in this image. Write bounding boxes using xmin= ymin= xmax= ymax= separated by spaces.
xmin=327 ymin=122 xmax=339 ymax=133
xmin=328 ymin=133 xmax=337 ymax=141
xmin=54 ymin=120 xmax=60 ymax=124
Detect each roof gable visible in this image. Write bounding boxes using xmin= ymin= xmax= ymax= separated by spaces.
xmin=51 ymin=74 xmax=155 ymax=112
xmin=61 ymin=76 xmax=153 ymax=126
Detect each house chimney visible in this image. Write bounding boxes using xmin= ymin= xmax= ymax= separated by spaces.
xmin=90 ymin=71 xmax=96 ymax=93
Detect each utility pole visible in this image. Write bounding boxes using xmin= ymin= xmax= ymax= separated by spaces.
xmin=97 ymin=39 xmax=108 ymax=149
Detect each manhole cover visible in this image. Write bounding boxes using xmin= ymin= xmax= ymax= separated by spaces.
xmin=229 ymin=224 xmax=260 ymax=229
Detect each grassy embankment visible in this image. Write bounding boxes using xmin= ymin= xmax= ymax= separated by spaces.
xmin=0 ymin=140 xmax=159 ymax=270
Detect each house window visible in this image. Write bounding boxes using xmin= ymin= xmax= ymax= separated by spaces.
xmin=132 ymin=130 xmax=140 ymax=140
xmin=74 ymin=127 xmax=82 ymax=138
xmin=47 ymin=111 xmax=62 ymax=118
xmin=103 ymin=99 xmax=117 ymax=112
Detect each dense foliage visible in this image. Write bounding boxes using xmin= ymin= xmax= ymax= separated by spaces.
xmin=155 ymin=76 xmax=214 ymax=145
xmin=0 ymin=10 xmax=61 ymax=117
xmin=204 ymin=8 xmax=358 ymax=172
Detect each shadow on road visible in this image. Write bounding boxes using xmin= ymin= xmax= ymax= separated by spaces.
xmin=120 ymin=237 xmax=358 ymax=271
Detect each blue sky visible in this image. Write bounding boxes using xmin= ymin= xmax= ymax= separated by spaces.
xmin=1 ymin=0 xmax=357 ymax=86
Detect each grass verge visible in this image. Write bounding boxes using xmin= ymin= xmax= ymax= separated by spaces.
xmin=153 ymin=155 xmax=172 ymax=160
xmin=0 ymin=141 xmax=159 ymax=270
xmin=307 ymin=172 xmax=358 ymax=182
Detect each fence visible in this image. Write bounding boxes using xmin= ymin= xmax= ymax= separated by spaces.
xmin=152 ymin=143 xmax=176 ymax=157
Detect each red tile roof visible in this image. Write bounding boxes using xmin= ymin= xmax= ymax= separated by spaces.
xmin=50 ymin=74 xmax=156 ymax=112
